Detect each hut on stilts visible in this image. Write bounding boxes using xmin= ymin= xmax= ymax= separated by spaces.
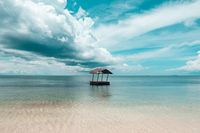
xmin=90 ymin=68 xmax=113 ymax=85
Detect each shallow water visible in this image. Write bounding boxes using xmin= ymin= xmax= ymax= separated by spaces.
xmin=1 ymin=76 xmax=200 ymax=106
xmin=0 ymin=76 xmax=200 ymax=133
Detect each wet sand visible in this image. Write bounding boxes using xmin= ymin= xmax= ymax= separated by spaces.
xmin=0 ymin=102 xmax=200 ymax=133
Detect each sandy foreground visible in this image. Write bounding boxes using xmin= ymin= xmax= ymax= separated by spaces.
xmin=0 ymin=102 xmax=200 ymax=133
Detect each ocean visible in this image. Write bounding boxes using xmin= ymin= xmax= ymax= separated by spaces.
xmin=0 ymin=75 xmax=200 ymax=133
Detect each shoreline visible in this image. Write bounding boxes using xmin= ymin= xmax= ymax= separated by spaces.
xmin=0 ymin=103 xmax=200 ymax=133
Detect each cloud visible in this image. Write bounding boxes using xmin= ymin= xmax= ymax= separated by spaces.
xmin=124 ymin=47 xmax=171 ymax=60
xmin=0 ymin=0 xmax=120 ymax=74
xmin=57 ymin=0 xmax=66 ymax=4
xmin=0 ymin=47 xmax=85 ymax=75
xmin=1 ymin=0 xmax=200 ymax=75
xmin=0 ymin=58 xmax=84 ymax=75
xmin=108 ymin=63 xmax=147 ymax=74
xmin=94 ymin=0 xmax=200 ymax=50
xmin=184 ymin=18 xmax=197 ymax=27
xmin=171 ymin=51 xmax=200 ymax=72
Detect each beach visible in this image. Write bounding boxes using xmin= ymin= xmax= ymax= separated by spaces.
xmin=0 ymin=102 xmax=200 ymax=133
xmin=0 ymin=76 xmax=200 ymax=133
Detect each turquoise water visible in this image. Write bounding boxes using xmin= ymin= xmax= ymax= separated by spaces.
xmin=1 ymin=76 xmax=200 ymax=133
xmin=0 ymin=76 xmax=200 ymax=108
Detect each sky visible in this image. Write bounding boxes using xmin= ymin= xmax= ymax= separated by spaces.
xmin=0 ymin=0 xmax=200 ymax=75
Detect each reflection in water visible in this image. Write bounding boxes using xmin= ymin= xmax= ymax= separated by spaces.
xmin=90 ymin=85 xmax=111 ymax=99
xmin=1 ymin=76 xmax=200 ymax=107
xmin=1 ymin=76 xmax=200 ymax=133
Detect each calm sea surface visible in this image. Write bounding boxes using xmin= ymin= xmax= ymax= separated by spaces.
xmin=0 ymin=75 xmax=200 ymax=114
xmin=1 ymin=76 xmax=200 ymax=133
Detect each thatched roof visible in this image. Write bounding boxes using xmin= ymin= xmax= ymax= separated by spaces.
xmin=90 ymin=68 xmax=112 ymax=74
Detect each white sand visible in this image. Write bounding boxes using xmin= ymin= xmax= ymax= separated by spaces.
xmin=0 ymin=103 xmax=200 ymax=133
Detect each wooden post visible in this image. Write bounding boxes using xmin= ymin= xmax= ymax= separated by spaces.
xmin=97 ymin=73 xmax=99 ymax=82
xmin=92 ymin=74 xmax=94 ymax=81
xmin=101 ymin=73 xmax=103 ymax=81
xmin=106 ymin=74 xmax=109 ymax=81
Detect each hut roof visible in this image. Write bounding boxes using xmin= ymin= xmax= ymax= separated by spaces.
xmin=90 ymin=68 xmax=112 ymax=74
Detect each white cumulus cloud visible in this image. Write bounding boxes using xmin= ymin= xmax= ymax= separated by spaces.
xmin=172 ymin=51 xmax=200 ymax=72
xmin=0 ymin=0 xmax=120 ymax=74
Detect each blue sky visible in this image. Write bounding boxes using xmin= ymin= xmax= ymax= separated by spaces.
xmin=0 ymin=0 xmax=200 ymax=75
